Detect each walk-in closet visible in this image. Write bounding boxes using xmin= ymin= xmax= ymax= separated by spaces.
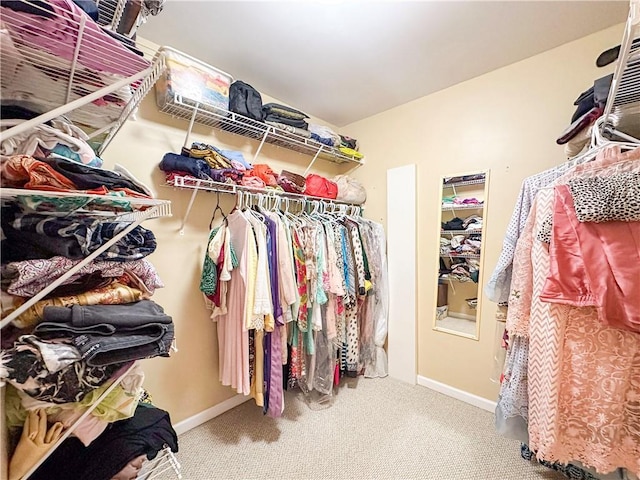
xmin=1 ymin=1 xmax=639 ymax=479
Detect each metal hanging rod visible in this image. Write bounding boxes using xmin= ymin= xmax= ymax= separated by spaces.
xmin=167 ymin=175 xmax=364 ymax=234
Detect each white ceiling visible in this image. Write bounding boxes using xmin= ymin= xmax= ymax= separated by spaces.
xmin=139 ymin=1 xmax=629 ymax=127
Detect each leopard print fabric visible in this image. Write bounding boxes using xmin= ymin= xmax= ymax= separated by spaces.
xmin=568 ymin=172 xmax=640 ymax=223
xmin=536 ymin=214 xmax=553 ymax=244
xmin=536 ymin=172 xmax=640 ymax=244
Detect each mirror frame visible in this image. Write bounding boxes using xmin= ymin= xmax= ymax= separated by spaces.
xmin=432 ymin=169 xmax=490 ymax=340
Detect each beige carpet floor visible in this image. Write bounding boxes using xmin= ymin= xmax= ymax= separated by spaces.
xmin=162 ymin=377 xmax=566 ymax=480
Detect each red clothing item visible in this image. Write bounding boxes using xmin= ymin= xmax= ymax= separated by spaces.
xmin=541 ymin=184 xmax=640 ymax=333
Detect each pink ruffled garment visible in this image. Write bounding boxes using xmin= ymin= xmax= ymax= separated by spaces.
xmin=541 ymin=184 xmax=640 ymax=333
xmin=506 ymin=146 xmax=640 ymax=475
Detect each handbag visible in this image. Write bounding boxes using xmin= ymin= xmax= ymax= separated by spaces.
xmin=278 ymin=170 xmax=306 ymax=194
xmin=305 ymin=174 xmax=338 ymax=199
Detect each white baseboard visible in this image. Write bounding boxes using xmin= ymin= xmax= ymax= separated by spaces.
xmin=416 ymin=375 xmax=496 ymax=413
xmin=173 ymin=394 xmax=250 ymax=436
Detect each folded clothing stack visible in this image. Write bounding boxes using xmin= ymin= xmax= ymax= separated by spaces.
xmin=1 ymin=206 xmax=157 ymax=264
xmin=440 ymin=234 xmax=481 ymax=256
xmin=34 ymin=300 xmax=174 ymax=367
xmin=441 ymin=196 xmax=484 ymax=207
xmin=443 ymin=173 xmax=485 ymax=184
xmin=441 ymin=215 xmax=483 ymax=231
xmin=262 ymin=103 xmax=309 ymax=129
xmin=439 ymin=258 xmax=480 ymax=283
xmin=557 ymin=73 xmax=612 ymax=156
xmin=159 ymin=141 xmax=252 ymax=183
xmin=1 ymin=154 xmax=152 ymax=199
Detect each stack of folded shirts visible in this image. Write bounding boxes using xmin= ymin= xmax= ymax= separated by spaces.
xmin=262 ymin=103 xmax=309 ymax=130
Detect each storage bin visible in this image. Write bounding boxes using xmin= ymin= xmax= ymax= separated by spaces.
xmin=156 ymin=47 xmax=233 ymax=113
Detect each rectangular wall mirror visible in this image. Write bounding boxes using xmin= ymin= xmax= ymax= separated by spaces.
xmin=433 ymin=170 xmax=489 ymax=339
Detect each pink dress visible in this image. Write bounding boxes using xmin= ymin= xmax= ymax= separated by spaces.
xmin=217 ymin=212 xmax=251 ymax=395
xmin=541 ymin=184 xmax=640 ymax=333
xmin=507 ymin=147 xmax=640 ymax=475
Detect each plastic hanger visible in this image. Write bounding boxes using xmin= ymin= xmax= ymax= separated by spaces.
xmin=208 ymin=191 xmax=227 ymax=229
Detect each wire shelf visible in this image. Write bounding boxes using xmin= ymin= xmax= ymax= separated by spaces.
xmin=439 ymin=275 xmax=475 ymax=283
xmin=442 ymin=178 xmax=485 ymax=188
xmin=136 ymin=446 xmax=182 ymax=480
xmin=0 ymin=0 xmax=164 ymax=154
xmin=440 ymin=253 xmax=481 ymax=259
xmin=441 ymin=203 xmax=484 ymax=211
xmin=159 ymin=95 xmax=365 ymax=166
xmin=0 ymin=188 xmax=172 ymax=220
xmin=167 ymin=175 xmax=363 ymax=207
xmin=602 ymin=3 xmax=640 ymax=140
xmin=441 ymin=229 xmax=482 ymax=235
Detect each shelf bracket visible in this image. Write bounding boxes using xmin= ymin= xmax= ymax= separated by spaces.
xmin=178 ymin=179 xmax=202 ymax=235
xmin=251 ymin=127 xmax=272 ymax=164
xmin=183 ymin=101 xmax=200 ymax=149
xmin=65 ymin=15 xmax=86 ymax=104
xmin=303 ymin=145 xmax=324 ymax=176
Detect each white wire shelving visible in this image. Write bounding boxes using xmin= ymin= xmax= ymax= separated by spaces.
xmin=439 ymin=253 xmax=481 ymax=259
xmin=602 ymin=0 xmax=640 ymax=142
xmin=0 ymin=188 xmax=172 ymax=220
xmin=442 ymin=178 xmax=485 ymax=188
xmin=160 ymin=96 xmax=365 ymax=167
xmin=441 ymin=203 xmax=484 ymax=211
xmin=0 ymin=0 xmax=166 ymax=155
xmin=95 ymin=0 xmax=127 ymax=32
xmin=1 ymin=189 xmax=175 ymax=478
xmin=136 ymin=445 xmax=182 ymax=480
xmin=439 ymin=275 xmax=475 ymax=284
xmin=166 ymin=174 xmax=363 ymax=234
xmin=0 ymin=190 xmax=172 ymax=329
xmin=441 ymin=229 xmax=482 ymax=235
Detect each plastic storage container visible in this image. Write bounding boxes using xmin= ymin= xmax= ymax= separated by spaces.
xmin=155 ymin=47 xmax=233 ymax=113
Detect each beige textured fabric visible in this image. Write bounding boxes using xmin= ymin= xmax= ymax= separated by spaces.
xmin=159 ymin=378 xmax=567 ymax=480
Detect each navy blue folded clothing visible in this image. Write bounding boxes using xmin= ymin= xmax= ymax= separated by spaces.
xmin=159 ymin=152 xmax=212 ymax=180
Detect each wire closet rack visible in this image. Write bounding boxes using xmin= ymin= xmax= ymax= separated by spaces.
xmin=601 ymin=0 xmax=640 ymax=142
xmin=0 ymin=0 xmax=165 ymax=155
xmin=154 ymin=48 xmax=364 ymax=169
xmin=166 ymin=174 xmax=363 ymax=234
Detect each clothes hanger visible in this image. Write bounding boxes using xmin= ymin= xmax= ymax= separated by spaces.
xmin=246 ymin=193 xmax=266 ymax=222
xmin=208 ymin=191 xmax=227 ymax=230
xmin=232 ymin=190 xmax=243 ymax=213
xmin=283 ymin=197 xmax=304 ymax=227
